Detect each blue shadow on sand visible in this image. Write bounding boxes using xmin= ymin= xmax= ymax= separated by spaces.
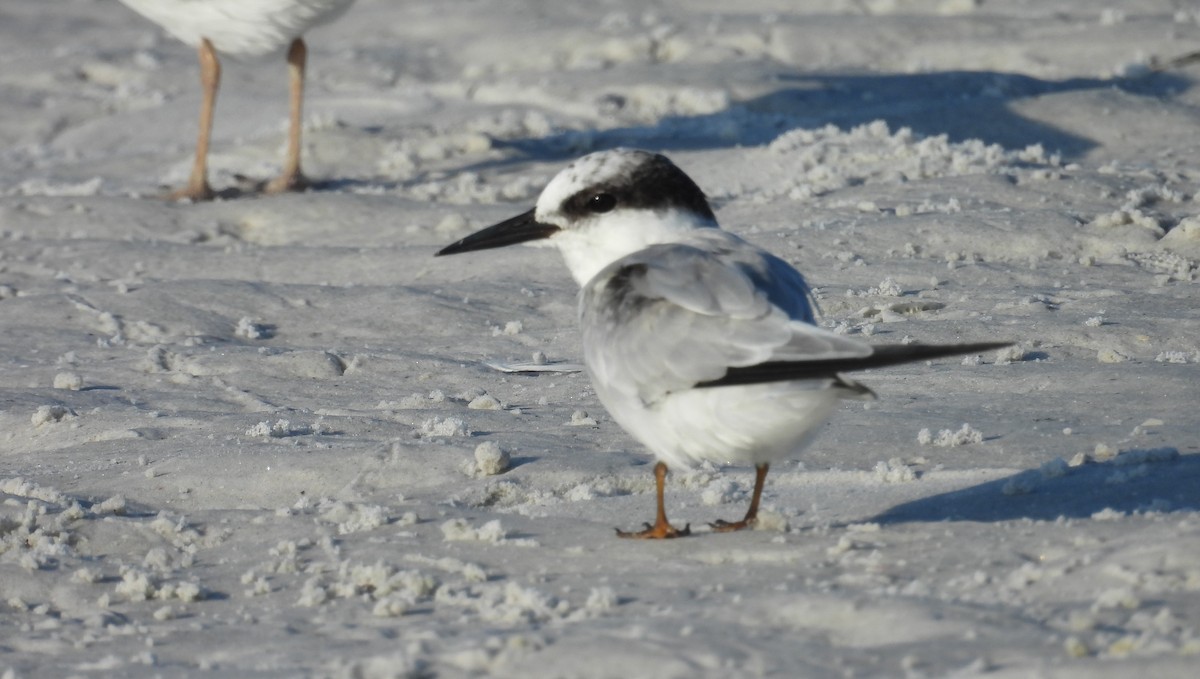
xmin=481 ymin=68 xmax=1192 ymax=165
xmin=867 ymin=450 xmax=1200 ymax=524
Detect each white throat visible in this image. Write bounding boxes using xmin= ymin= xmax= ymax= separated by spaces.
xmin=548 ymin=207 xmax=717 ymax=286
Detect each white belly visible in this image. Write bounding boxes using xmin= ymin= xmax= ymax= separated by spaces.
xmin=596 ymin=379 xmax=846 ymax=470
xmin=118 ymin=0 xmax=356 ymax=56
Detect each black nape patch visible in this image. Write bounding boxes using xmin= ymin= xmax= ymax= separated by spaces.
xmin=560 ymin=153 xmax=716 ymax=222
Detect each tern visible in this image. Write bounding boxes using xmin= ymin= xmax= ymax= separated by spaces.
xmin=438 ymin=149 xmax=1009 ymax=539
xmin=118 ymin=0 xmax=356 ymax=200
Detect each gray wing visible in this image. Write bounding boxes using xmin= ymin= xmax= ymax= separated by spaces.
xmin=580 ymin=241 xmax=871 ymax=405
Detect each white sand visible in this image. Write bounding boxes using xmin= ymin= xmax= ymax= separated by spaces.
xmin=2 ymin=1 xmax=1199 ymax=676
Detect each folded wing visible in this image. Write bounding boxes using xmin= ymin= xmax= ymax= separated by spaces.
xmin=580 ymin=241 xmax=873 ymax=405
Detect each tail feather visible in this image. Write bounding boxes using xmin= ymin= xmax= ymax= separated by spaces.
xmin=696 ymin=341 xmax=1013 ymax=389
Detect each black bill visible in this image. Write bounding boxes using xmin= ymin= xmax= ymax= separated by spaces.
xmin=436 ymin=208 xmax=560 ymax=256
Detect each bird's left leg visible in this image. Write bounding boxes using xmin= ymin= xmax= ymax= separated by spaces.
xmin=264 ymin=38 xmax=311 ymax=194
xmin=710 ymin=463 xmax=769 ymax=532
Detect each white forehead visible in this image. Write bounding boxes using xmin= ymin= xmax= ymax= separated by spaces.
xmin=534 ymin=149 xmax=653 ymax=217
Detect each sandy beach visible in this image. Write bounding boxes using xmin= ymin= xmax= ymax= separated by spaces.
xmin=2 ymin=1 xmax=1199 ymax=676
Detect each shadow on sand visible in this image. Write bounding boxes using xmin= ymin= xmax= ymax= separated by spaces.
xmin=867 ymin=450 xmax=1200 ymax=524
xmin=479 ymin=67 xmax=1191 ymax=168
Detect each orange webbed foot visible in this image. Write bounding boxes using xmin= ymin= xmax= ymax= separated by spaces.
xmin=261 ymin=170 xmax=311 ymax=195
xmin=708 ymin=518 xmax=756 ymax=533
xmin=616 ymin=521 xmax=691 ymax=539
xmin=166 ymin=181 xmax=216 ymax=202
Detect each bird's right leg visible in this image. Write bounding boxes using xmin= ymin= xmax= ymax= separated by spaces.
xmin=616 ymin=461 xmax=691 ymax=539
xmin=169 ymin=38 xmax=218 ymax=201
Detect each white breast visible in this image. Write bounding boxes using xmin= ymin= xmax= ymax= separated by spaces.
xmin=595 ymin=377 xmax=845 ymax=470
xmin=118 ymin=0 xmax=356 ymax=57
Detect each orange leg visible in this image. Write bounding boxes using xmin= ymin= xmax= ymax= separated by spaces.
xmin=616 ymin=462 xmax=690 ymax=539
xmin=170 ymin=38 xmax=219 ymax=201
xmin=711 ymin=463 xmax=769 ymax=533
xmin=263 ymin=38 xmax=310 ymax=194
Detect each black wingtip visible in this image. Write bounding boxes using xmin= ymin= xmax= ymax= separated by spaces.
xmin=868 ymin=341 xmax=1015 ymax=365
xmin=696 ymin=340 xmax=1015 ymax=389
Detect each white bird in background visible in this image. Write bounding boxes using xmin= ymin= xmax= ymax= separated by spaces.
xmin=117 ymin=0 xmax=357 ymax=201
xmin=438 ymin=149 xmax=1009 ymax=539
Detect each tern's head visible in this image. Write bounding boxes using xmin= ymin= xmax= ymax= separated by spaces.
xmin=436 ymin=149 xmax=718 ymax=285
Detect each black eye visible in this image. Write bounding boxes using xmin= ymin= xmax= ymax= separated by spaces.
xmin=589 ymin=193 xmax=616 ymax=213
